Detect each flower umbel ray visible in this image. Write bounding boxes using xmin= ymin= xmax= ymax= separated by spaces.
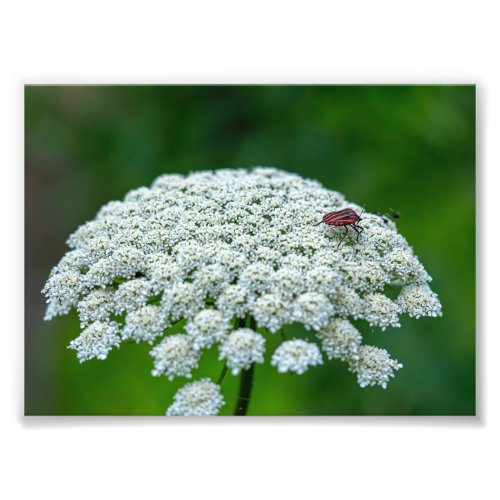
xmin=42 ymin=167 xmax=442 ymax=415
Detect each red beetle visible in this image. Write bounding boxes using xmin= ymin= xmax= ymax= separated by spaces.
xmin=314 ymin=208 xmax=364 ymax=248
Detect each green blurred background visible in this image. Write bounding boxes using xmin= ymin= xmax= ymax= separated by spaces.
xmin=25 ymin=85 xmax=475 ymax=416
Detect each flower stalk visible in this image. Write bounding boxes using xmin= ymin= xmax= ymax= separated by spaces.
xmin=234 ymin=363 xmax=254 ymax=415
xmin=232 ymin=315 xmax=258 ymax=415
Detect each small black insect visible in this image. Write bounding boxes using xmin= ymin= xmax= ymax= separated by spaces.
xmin=389 ymin=209 xmax=400 ymax=220
xmin=375 ymin=209 xmax=400 ymax=224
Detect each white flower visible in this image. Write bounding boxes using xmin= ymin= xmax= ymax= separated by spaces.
xmin=383 ymin=249 xmax=431 ymax=284
xmin=271 ymin=339 xmax=323 ymax=374
xmin=250 ymin=293 xmax=291 ymax=333
xmin=110 ymin=246 xmax=145 ymax=278
xmin=239 ymin=263 xmax=274 ymax=295
xmin=193 ymin=264 xmax=230 ymax=296
xmin=161 ymin=282 xmax=205 ymax=321
xmin=341 ymin=259 xmax=390 ymax=292
xmin=166 ymin=378 xmax=225 ymax=416
xmin=76 ymin=287 xmax=115 ymax=327
xmin=123 ymin=305 xmax=168 ymax=343
xmin=331 ymin=286 xmax=363 ymax=318
xmin=174 ymin=241 xmax=212 ymax=272
xmin=43 ymin=167 xmax=442 ymax=409
xmin=272 ymin=266 xmax=306 ymax=298
xmin=114 ymin=278 xmax=155 ymax=313
xmin=150 ymin=334 xmax=200 ymax=380
xmin=84 ymin=258 xmax=117 ymax=288
xmin=349 ymin=345 xmax=403 ymax=389
xmin=294 ymin=292 xmax=334 ymax=331
xmin=185 ymin=309 xmax=230 ymax=350
xmin=68 ymin=321 xmax=121 ymax=362
xmin=215 ymin=284 xmax=250 ymax=318
xmin=362 ymin=293 xmax=401 ymax=330
xmin=42 ymin=270 xmax=83 ymax=320
xmin=219 ymin=328 xmax=266 ymax=375
xmin=305 ymin=265 xmax=342 ymax=296
xmin=45 ymin=167 xmax=438 ymax=339
xmin=397 ymin=284 xmax=443 ymax=318
xmin=316 ymin=318 xmax=362 ymax=361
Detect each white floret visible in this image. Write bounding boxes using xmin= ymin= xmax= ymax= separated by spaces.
xmin=219 ymin=328 xmax=266 ymax=375
xmin=362 ymin=293 xmax=401 ymax=330
xmin=166 ymin=378 xmax=225 ymax=416
xmin=316 ymin=318 xmax=362 ymax=361
xmin=162 ymin=282 xmax=205 ymax=321
xmin=250 ymin=293 xmax=292 ymax=333
xmin=348 ymin=345 xmax=403 ymax=389
xmin=397 ymin=284 xmax=442 ymax=318
xmin=150 ymin=334 xmax=201 ymax=380
xmin=123 ymin=305 xmax=169 ymax=343
xmin=77 ymin=287 xmax=116 ymax=327
xmin=293 ymin=292 xmax=334 ymax=331
xmin=185 ymin=309 xmax=231 ymax=350
xmin=68 ymin=321 xmax=121 ymax=362
xmin=271 ymin=339 xmax=323 ymax=374
xmin=114 ymin=278 xmax=154 ymax=313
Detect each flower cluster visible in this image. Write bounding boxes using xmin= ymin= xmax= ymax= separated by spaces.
xmin=271 ymin=339 xmax=323 ymax=374
xmin=43 ymin=167 xmax=442 ymax=415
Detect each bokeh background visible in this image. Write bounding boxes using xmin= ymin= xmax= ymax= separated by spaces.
xmin=25 ymin=85 xmax=475 ymax=416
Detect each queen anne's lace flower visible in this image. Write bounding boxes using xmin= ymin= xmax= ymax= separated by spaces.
xmin=271 ymin=339 xmax=323 ymax=374
xmin=219 ymin=328 xmax=266 ymax=375
xmin=250 ymin=293 xmax=291 ymax=333
xmin=216 ymin=284 xmax=250 ymax=318
xmin=185 ymin=309 xmax=230 ymax=350
xmin=397 ymin=284 xmax=443 ymax=318
xmin=43 ymin=167 xmax=442 ymax=414
xmin=166 ymin=378 xmax=225 ymax=416
xmin=77 ymin=287 xmax=115 ymax=327
xmin=68 ymin=321 xmax=121 ymax=362
xmin=294 ymin=292 xmax=334 ymax=331
xmin=123 ymin=304 xmax=169 ymax=343
xmin=43 ymin=270 xmax=83 ymax=320
xmin=114 ymin=278 xmax=154 ymax=313
xmin=349 ymin=345 xmax=403 ymax=389
xmin=362 ymin=293 xmax=401 ymax=330
xmin=316 ymin=318 xmax=362 ymax=361
xmin=150 ymin=334 xmax=200 ymax=380
xmin=161 ymin=282 xmax=204 ymax=321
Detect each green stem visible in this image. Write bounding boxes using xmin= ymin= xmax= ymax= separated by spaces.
xmin=216 ymin=363 xmax=228 ymax=385
xmin=234 ymin=364 xmax=254 ymax=416
xmin=233 ymin=315 xmax=257 ymax=416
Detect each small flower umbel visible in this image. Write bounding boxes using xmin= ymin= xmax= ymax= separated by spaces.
xmin=42 ymin=167 xmax=442 ymax=415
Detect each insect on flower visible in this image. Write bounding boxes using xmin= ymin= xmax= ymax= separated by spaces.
xmin=375 ymin=208 xmax=400 ymax=224
xmin=390 ymin=209 xmax=400 ymax=220
xmin=314 ymin=208 xmax=364 ymax=248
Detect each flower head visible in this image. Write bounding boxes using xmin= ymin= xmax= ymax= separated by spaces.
xmin=166 ymin=378 xmax=225 ymax=416
xmin=150 ymin=334 xmax=200 ymax=380
xmin=349 ymin=345 xmax=403 ymax=389
xmin=43 ymin=167 xmax=442 ymax=413
xmin=123 ymin=305 xmax=168 ymax=343
xmin=271 ymin=339 xmax=323 ymax=374
xmin=397 ymin=284 xmax=443 ymax=318
xmin=316 ymin=318 xmax=362 ymax=361
xmin=185 ymin=309 xmax=230 ymax=350
xmin=68 ymin=321 xmax=121 ymax=362
xmin=219 ymin=328 xmax=266 ymax=375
